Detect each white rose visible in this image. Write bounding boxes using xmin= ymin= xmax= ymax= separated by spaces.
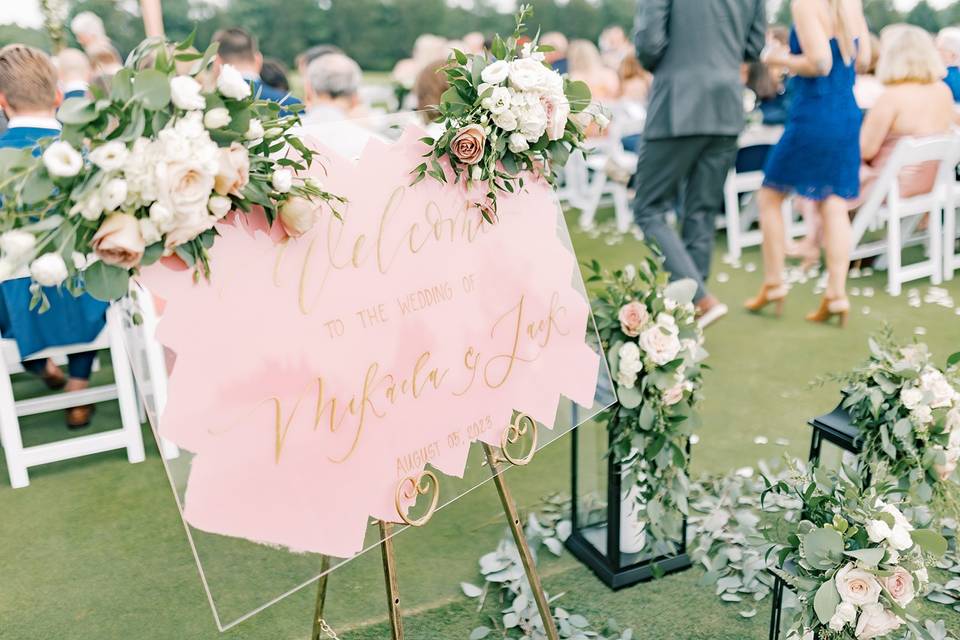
xmin=854 ymin=603 xmax=903 ymax=640
xmin=901 ymin=387 xmax=923 ymax=410
xmin=203 ymin=107 xmax=231 ymax=129
xmin=153 ymin=160 xmax=216 ymax=234
xmin=828 ymin=601 xmax=857 ymax=632
xmin=619 ymin=341 xmax=641 ymax=364
xmin=888 ymin=525 xmax=913 ymax=551
xmin=245 ymin=118 xmax=265 ymax=141
xmin=217 ymin=63 xmax=252 ymax=100
xmin=42 ymin=141 xmax=83 ymax=178
xmin=170 ymin=75 xmax=206 ymax=111
xmin=149 ymin=202 xmax=173 ymax=229
xmin=921 ymin=368 xmax=958 ymax=408
xmin=835 ymin=563 xmax=882 ymax=606
xmin=508 ymin=132 xmax=529 ymax=153
xmin=207 ymin=195 xmax=232 ymax=219
xmin=76 ymin=193 xmax=103 ymax=221
xmin=138 ymin=218 xmax=161 ymax=245
xmin=88 ymin=141 xmax=129 ymax=172
xmin=271 ymin=168 xmax=293 ymax=193
xmin=481 ymin=86 xmax=513 ymax=115
xmin=174 ymin=111 xmax=205 ymax=139
xmin=492 ymin=109 xmax=518 ymax=132
xmin=0 ymin=230 xmax=36 ymax=262
xmin=865 ymin=519 xmax=892 ymax=543
xmin=480 ymin=60 xmax=510 ymax=84
xmin=640 ymin=324 xmax=681 ymax=366
xmin=517 ymin=102 xmax=548 ymax=142
xmin=508 ymin=57 xmax=546 ymax=92
xmin=100 ymin=178 xmax=129 ymax=212
xmin=29 ymin=253 xmax=68 ymax=287
xmin=912 ymin=405 xmax=933 ymax=425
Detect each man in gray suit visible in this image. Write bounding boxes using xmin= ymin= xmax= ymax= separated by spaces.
xmin=632 ymin=0 xmax=766 ymax=328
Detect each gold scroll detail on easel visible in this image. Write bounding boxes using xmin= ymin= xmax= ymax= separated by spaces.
xmin=500 ymin=413 xmax=538 ymax=466
xmin=395 ymin=470 xmax=440 ymax=527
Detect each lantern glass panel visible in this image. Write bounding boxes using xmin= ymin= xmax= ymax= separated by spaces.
xmin=573 ymin=419 xmax=610 ymax=554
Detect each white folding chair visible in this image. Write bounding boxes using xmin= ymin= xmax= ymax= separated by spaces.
xmin=722 ymin=167 xmax=805 ymax=260
xmin=0 ymin=303 xmax=145 ymax=488
xmin=945 ymin=178 xmax=960 ymax=281
xmin=849 ymin=135 xmax=960 ymax=296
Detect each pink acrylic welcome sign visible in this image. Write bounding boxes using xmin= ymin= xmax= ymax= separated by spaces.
xmin=123 ymin=115 xmax=613 ymax=630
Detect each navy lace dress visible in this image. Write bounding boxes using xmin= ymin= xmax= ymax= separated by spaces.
xmin=762 ymin=29 xmax=862 ymax=200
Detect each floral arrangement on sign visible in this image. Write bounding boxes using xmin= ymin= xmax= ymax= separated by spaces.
xmin=412 ymin=4 xmax=608 ymax=223
xmin=0 ymin=32 xmax=343 ymax=309
xmin=829 ymin=329 xmax=960 ymax=513
xmin=588 ymin=255 xmax=707 ymax=555
xmin=762 ymin=466 xmax=947 ymax=640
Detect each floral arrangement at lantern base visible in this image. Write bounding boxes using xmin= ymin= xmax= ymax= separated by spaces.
xmin=763 ymin=464 xmax=947 ymax=640
xmin=567 ymin=254 xmax=706 ymax=589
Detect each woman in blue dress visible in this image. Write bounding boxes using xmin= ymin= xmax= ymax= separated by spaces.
xmin=744 ymin=0 xmax=870 ymax=327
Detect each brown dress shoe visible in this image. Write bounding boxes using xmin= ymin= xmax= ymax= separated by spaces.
xmin=41 ymin=359 xmax=67 ymax=390
xmin=67 ymin=405 xmax=95 ymax=429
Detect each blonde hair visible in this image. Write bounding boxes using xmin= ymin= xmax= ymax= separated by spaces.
xmin=0 ymin=44 xmax=59 ymax=112
xmin=567 ymin=39 xmax=603 ymax=74
xmin=876 ymin=24 xmax=947 ymax=85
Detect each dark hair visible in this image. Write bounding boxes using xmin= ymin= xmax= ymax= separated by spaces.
xmin=260 ymin=57 xmax=290 ymax=93
xmin=746 ymin=62 xmax=780 ymax=101
xmin=414 ymin=58 xmax=449 ymax=123
xmin=295 ymin=44 xmax=342 ymax=70
xmin=212 ymin=27 xmax=259 ymax=63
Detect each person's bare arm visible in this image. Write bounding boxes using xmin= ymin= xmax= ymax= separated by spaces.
xmin=860 ymin=97 xmax=895 ymax=162
xmin=765 ymin=0 xmax=833 ymax=77
xmin=850 ymin=0 xmax=872 ymax=72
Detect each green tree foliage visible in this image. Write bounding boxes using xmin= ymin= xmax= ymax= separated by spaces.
xmin=905 ymin=0 xmax=943 ymax=32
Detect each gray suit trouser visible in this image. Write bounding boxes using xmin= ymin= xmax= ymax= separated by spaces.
xmin=632 ymin=135 xmax=739 ymax=302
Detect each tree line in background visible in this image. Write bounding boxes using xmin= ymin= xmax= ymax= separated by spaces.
xmin=0 ymin=0 xmax=957 ymax=73
xmin=0 ymin=0 xmax=634 ymax=72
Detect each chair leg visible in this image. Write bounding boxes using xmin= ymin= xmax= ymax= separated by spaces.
xmin=887 ymin=204 xmax=903 ymax=297
xmin=943 ymin=202 xmax=955 ymax=281
xmin=723 ymin=175 xmax=742 ymax=260
xmin=106 ymin=306 xmax=146 ymax=465
xmin=0 ymin=352 xmax=29 ymax=488
xmin=930 ymin=206 xmax=943 ymax=286
xmin=613 ymin=184 xmax=631 ymax=233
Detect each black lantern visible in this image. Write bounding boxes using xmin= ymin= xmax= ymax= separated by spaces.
xmin=565 ymin=404 xmax=692 ymax=589
xmin=769 ymin=401 xmax=864 ymax=640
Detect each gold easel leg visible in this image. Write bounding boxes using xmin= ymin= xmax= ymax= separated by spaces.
xmin=312 ymin=555 xmax=332 ymax=640
xmin=483 ymin=443 xmax=560 ymax=640
xmin=379 ymin=521 xmax=404 ymax=640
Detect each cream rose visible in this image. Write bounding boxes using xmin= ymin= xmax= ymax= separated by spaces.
xmin=828 ymin=601 xmax=857 ymax=632
xmin=835 ymin=562 xmax=882 ymax=607
xmin=203 ymin=107 xmax=231 ymax=129
xmin=450 ymin=124 xmax=486 ymax=165
xmin=278 ymin=196 xmax=319 ymax=238
xmin=170 ymin=75 xmax=206 ymax=111
xmin=638 ymin=323 xmax=682 ymax=366
xmin=618 ymin=301 xmax=650 ymax=337
xmin=662 ymin=383 xmax=684 ymax=405
xmin=272 ymin=168 xmax=293 ymax=193
xmin=155 ymin=160 xmax=215 ymax=222
xmin=480 ymin=60 xmax=510 ymax=84
xmin=163 ymin=210 xmax=217 ymax=249
xmin=507 ymin=132 xmax=529 ymax=153
xmin=882 ymin=567 xmax=915 ymax=607
xmin=854 ymin=603 xmax=903 ymax=640
xmin=30 ymin=253 xmax=68 ymax=286
xmin=542 ymin=94 xmax=570 ymax=141
xmin=91 ymin=214 xmax=146 ymax=269
xmin=207 ymin=195 xmax=232 ymax=219
xmin=217 ymin=63 xmax=252 ymax=100
xmin=508 ymin=57 xmax=546 ymax=91
xmin=934 ymin=446 xmax=960 ymax=481
xmin=213 ymin=143 xmax=250 ymax=197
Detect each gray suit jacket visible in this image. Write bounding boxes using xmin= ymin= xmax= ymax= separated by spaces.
xmin=634 ymin=0 xmax=766 ymax=140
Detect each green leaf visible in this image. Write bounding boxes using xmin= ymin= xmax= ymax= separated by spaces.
xmin=57 ymin=98 xmax=99 ymax=124
xmin=801 ymin=527 xmax=844 ymax=570
xmin=843 ymin=547 xmax=885 ymax=568
xmin=813 ymin=580 xmax=840 ymax=625
xmin=110 ymin=68 xmax=134 ymax=102
xmin=617 ymin=385 xmax=643 ymax=409
xmin=564 ymin=79 xmax=592 ymax=113
xmin=948 ymin=351 xmax=960 ymax=368
xmin=140 ymin=242 xmax=164 ymax=267
xmin=133 ymin=69 xmax=171 ymax=110
xmin=469 ymin=627 xmax=491 ymax=640
xmin=491 ymin=34 xmax=507 ymax=60
xmin=911 ymin=529 xmax=947 ymax=557
xmin=83 ymin=262 xmax=130 ymax=301
xmin=20 ymin=171 xmax=55 ymax=205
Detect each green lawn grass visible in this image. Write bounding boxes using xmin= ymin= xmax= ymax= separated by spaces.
xmin=1 ymin=208 xmax=958 ymax=639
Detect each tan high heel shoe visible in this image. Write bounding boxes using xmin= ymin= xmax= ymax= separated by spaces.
xmin=805 ymin=296 xmax=850 ymax=328
xmin=744 ymin=283 xmax=788 ymax=316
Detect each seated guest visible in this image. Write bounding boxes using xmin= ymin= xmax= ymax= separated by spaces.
xmin=212 ymin=27 xmax=302 ymax=111
xmin=297 ymin=53 xmax=385 ymax=159
xmin=599 ymin=25 xmax=633 ymax=70
xmin=618 ymin=55 xmax=652 ymax=104
xmin=296 ymin=44 xmax=342 ymax=81
xmin=86 ymin=42 xmax=123 ymax=79
xmin=55 ymin=48 xmax=92 ymax=100
xmin=854 ymin=34 xmax=883 ymax=110
xmin=854 ymin=25 xmax=955 ymax=207
xmin=260 ymin=57 xmax=290 ymax=94
xmin=541 ymin=32 xmax=569 ymax=75
xmin=0 ymin=44 xmax=109 ymax=428
xmin=568 ymin=39 xmax=619 ymax=102
xmin=70 ymin=12 xmax=109 ymax=54
xmin=746 ymin=61 xmax=790 ymax=126
xmin=414 ymin=59 xmax=449 ymax=138
xmin=936 ymin=27 xmax=960 ymax=103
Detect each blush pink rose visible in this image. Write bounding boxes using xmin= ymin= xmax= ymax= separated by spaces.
xmin=854 ymin=603 xmax=903 ymax=640
xmin=278 ymin=196 xmax=319 ymax=238
xmin=450 ymin=124 xmax=486 ymax=165
xmin=882 ymin=567 xmax=915 ymax=607
xmin=91 ymin=213 xmax=146 ymax=269
xmin=541 ymin=94 xmax=570 ymax=141
xmin=214 ymin=142 xmax=250 ymax=197
xmin=618 ymin=301 xmax=649 ymax=337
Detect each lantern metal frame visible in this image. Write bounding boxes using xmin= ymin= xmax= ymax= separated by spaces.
xmin=566 ymin=418 xmax=692 ymax=590
xmin=769 ymin=401 xmax=862 ymax=640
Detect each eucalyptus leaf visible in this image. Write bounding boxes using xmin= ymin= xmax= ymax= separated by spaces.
xmin=813 ymin=580 xmax=840 ymax=624
xmin=83 ymin=262 xmax=130 ymax=301
xmin=133 ymin=69 xmax=171 ymax=110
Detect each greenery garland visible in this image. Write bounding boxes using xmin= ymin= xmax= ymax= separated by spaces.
xmin=587 ymin=255 xmax=707 ymax=555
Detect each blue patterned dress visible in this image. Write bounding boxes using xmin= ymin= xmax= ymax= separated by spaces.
xmin=762 ymin=29 xmax=862 ymax=201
